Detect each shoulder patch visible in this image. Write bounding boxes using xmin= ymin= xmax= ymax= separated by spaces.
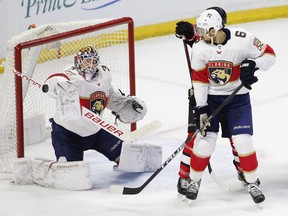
xmin=253 ymin=38 xmax=265 ymax=51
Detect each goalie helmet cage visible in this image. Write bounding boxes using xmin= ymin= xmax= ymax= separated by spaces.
xmin=0 ymin=17 xmax=136 ymax=173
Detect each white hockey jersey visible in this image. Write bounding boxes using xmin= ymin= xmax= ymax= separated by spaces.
xmin=44 ymin=65 xmax=146 ymax=137
xmin=191 ymin=27 xmax=276 ymax=107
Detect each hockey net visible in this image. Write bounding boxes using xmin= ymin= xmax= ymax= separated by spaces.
xmin=0 ymin=17 xmax=136 ymax=173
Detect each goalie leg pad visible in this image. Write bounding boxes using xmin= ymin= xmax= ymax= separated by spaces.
xmin=12 ymin=157 xmax=33 ymax=184
xmin=116 ymin=142 xmax=162 ymax=172
xmin=12 ymin=157 xmax=92 ymax=190
xmin=32 ymin=157 xmax=92 ymax=190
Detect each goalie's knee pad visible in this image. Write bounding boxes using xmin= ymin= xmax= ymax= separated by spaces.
xmin=115 ymin=142 xmax=162 ymax=172
xmin=12 ymin=157 xmax=92 ymax=190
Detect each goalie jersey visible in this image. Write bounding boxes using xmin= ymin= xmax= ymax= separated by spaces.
xmin=44 ymin=64 xmax=146 ymax=137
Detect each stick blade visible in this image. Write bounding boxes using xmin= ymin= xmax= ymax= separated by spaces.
xmin=128 ymin=120 xmax=162 ymax=142
xmin=209 ymin=171 xmax=230 ymax=192
xmin=109 ymin=185 xmax=125 ymax=194
xmin=109 ymin=184 xmax=143 ymax=195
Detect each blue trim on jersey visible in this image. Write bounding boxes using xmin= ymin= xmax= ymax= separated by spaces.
xmin=221 ymin=28 xmax=231 ymax=45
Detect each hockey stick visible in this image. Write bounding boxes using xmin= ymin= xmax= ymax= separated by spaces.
xmin=207 ymin=162 xmax=230 ymax=191
xmin=183 ymin=41 xmax=192 ymax=79
xmin=82 ymin=107 xmax=162 ymax=143
xmin=109 ymin=84 xmax=244 ymax=195
xmin=14 ymin=69 xmax=162 ymax=143
xmin=182 ymin=41 xmax=229 ymax=190
xmin=13 ymin=69 xmax=42 ymax=89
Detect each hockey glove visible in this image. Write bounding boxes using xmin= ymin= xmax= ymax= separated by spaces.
xmin=195 ymin=106 xmax=211 ymax=137
xmin=111 ymin=96 xmax=147 ymax=124
xmin=240 ymin=59 xmax=259 ymax=90
xmin=132 ymin=100 xmax=144 ymax=114
xmin=175 ymin=21 xmax=195 ymax=41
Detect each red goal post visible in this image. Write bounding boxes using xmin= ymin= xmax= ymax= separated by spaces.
xmin=0 ymin=17 xmax=136 ymax=173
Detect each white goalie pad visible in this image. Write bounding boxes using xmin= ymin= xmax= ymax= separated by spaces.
xmin=12 ymin=157 xmax=33 ymax=185
xmin=12 ymin=157 xmax=92 ymax=190
xmin=116 ymin=142 xmax=162 ymax=172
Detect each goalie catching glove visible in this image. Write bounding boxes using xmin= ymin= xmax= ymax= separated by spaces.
xmin=111 ymin=95 xmax=147 ymax=124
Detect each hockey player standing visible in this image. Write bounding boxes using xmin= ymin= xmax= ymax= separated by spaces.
xmin=175 ymin=7 xmax=250 ymax=198
xmin=183 ymin=8 xmax=276 ymax=204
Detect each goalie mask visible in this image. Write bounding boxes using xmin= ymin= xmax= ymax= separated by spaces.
xmin=74 ymin=46 xmax=100 ymax=78
xmin=196 ymin=9 xmax=223 ymax=38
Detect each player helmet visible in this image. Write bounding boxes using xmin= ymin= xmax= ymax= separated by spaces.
xmin=206 ymin=7 xmax=227 ymax=27
xmin=74 ymin=46 xmax=100 ymax=75
xmin=196 ymin=9 xmax=223 ymax=37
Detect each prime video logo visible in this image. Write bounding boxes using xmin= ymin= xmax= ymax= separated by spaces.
xmin=21 ymin=0 xmax=121 ymax=18
xmin=81 ymin=0 xmax=121 ymax=10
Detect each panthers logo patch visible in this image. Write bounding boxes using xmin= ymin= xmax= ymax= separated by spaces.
xmin=90 ymin=91 xmax=107 ymax=115
xmin=208 ymin=61 xmax=233 ymax=85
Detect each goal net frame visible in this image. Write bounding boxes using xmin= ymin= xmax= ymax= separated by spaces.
xmin=0 ymin=17 xmax=136 ymax=172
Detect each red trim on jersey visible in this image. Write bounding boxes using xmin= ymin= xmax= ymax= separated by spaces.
xmin=230 ymin=65 xmax=240 ymax=81
xmin=192 ymin=65 xmax=241 ymax=83
xmin=264 ymin=44 xmax=276 ymax=55
xmin=79 ymin=97 xmax=90 ymax=110
xmin=192 ymin=68 xmax=209 ymax=83
xmin=46 ymin=73 xmax=70 ymax=82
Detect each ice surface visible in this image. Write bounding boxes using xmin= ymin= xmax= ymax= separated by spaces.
xmin=1 ymin=18 xmax=288 ymax=216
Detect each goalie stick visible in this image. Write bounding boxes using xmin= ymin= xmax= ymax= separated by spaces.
xmin=182 ymin=41 xmax=229 ymax=191
xmin=109 ymin=84 xmax=243 ymax=195
xmin=82 ymin=107 xmax=162 ymax=143
xmin=13 ymin=69 xmax=162 ymax=143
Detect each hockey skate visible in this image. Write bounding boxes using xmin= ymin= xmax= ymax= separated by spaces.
xmin=247 ymin=182 xmax=265 ymax=204
xmin=238 ymin=172 xmax=260 ymax=189
xmin=185 ymin=179 xmax=201 ymax=201
xmin=177 ymin=177 xmax=190 ymax=200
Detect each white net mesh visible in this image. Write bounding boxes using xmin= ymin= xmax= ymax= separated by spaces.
xmin=0 ymin=17 xmax=135 ymax=172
